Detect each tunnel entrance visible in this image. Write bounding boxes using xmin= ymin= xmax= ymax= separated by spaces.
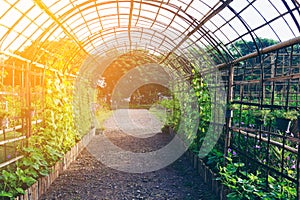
xmin=129 ymin=83 xmax=171 ymax=108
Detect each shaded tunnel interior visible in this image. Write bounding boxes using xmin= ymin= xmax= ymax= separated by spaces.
xmin=0 ymin=0 xmax=300 ymax=198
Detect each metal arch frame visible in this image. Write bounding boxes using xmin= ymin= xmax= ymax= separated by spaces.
xmin=31 ymin=1 xmax=296 ymax=70
xmin=0 ymin=4 xmax=36 ymax=51
xmin=55 ymin=1 xmax=196 ymax=37
xmin=0 ymin=0 xmax=23 ymax=49
xmin=223 ymin=2 xmax=300 ymax=48
xmin=81 ymin=26 xmax=179 ymax=50
xmin=0 ymin=0 xmax=299 ymax=196
xmin=86 ymin=30 xmax=180 ymax=57
xmin=0 ymin=0 xmax=298 ymax=73
xmin=160 ymin=0 xmax=233 ymax=63
xmin=33 ymin=0 xmax=88 ymax=55
xmin=282 ymin=0 xmax=300 ymax=33
xmin=36 ymin=0 xmax=224 ymax=63
xmin=29 ymin=0 xmax=195 ymax=68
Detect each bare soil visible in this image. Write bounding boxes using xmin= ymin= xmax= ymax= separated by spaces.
xmin=40 ymin=109 xmax=216 ymax=200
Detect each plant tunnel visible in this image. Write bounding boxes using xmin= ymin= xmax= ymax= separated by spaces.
xmin=0 ymin=0 xmax=300 ymax=199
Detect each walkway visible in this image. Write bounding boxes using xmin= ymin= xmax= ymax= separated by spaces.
xmin=40 ymin=109 xmax=216 ymax=200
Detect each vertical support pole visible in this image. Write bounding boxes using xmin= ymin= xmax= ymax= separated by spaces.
xmin=3 ymin=126 xmax=6 ymax=161
xmin=12 ymin=62 xmax=16 ymax=157
xmin=259 ymin=55 xmax=264 ymax=105
xmin=42 ymin=67 xmax=46 ymax=127
xmin=12 ymin=62 xmax=15 ymax=88
xmin=12 ymin=62 xmax=15 ymax=99
xmin=270 ymin=51 xmax=278 ymax=113
xmin=1 ymin=63 xmax=4 ymax=83
xmin=270 ymin=54 xmax=275 ymax=94
xmin=224 ymin=64 xmax=234 ymax=163
xmin=25 ymin=62 xmax=31 ymax=145
xmin=285 ymin=45 xmax=293 ymax=108
xmin=297 ymin=118 xmax=300 ymax=199
xmin=22 ymin=64 xmax=24 ymax=89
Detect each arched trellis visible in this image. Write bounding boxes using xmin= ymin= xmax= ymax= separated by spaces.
xmin=0 ymin=0 xmax=299 ymax=67
xmin=0 ymin=0 xmax=300 ymax=198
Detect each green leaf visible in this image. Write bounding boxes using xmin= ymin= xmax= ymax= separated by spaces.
xmin=22 ymin=159 xmax=32 ymax=166
xmin=16 ymin=187 xmax=25 ymax=194
xmin=234 ymin=162 xmax=245 ymax=168
xmin=39 ymin=169 xmax=49 ymax=177
xmin=24 ymin=168 xmax=38 ymax=178
xmin=21 ymin=176 xmax=36 ymax=186
xmin=227 ymin=192 xmax=242 ymax=200
xmin=226 ymin=157 xmax=232 ymax=163
xmin=0 ymin=191 xmax=13 ymax=197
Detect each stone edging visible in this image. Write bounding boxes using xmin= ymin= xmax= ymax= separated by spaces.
xmin=15 ymin=128 xmax=95 ymax=200
xmin=186 ymin=150 xmax=228 ymax=200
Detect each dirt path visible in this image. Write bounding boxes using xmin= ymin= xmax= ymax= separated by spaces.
xmin=40 ymin=109 xmax=216 ymax=200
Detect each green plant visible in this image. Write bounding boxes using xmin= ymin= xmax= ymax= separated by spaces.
xmin=204 ymin=148 xmax=224 ymax=172
xmin=251 ymin=109 xmax=273 ymax=127
xmin=189 ymin=70 xmax=211 ymax=151
xmin=0 ymin=110 xmax=9 ymax=119
xmin=157 ymin=98 xmax=180 ymax=129
xmin=253 ymin=109 xmax=271 ymax=120
xmin=218 ymin=156 xmax=297 ymax=200
xmin=20 ymin=147 xmax=49 ymax=176
xmin=0 ymin=73 xmax=81 ymax=198
xmin=95 ymin=108 xmax=113 ymax=130
xmin=0 ymin=110 xmax=10 ymax=128
xmin=272 ymin=110 xmax=299 ymax=120
xmin=0 ymin=167 xmax=36 ymax=198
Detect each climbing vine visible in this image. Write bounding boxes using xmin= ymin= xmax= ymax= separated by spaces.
xmin=0 ymin=73 xmax=80 ymax=198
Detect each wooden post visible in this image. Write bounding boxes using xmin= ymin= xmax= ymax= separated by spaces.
xmin=270 ymin=54 xmax=275 ymax=94
xmin=22 ymin=64 xmax=24 ymax=89
xmin=25 ymin=63 xmax=31 ymax=144
xmin=1 ymin=63 xmax=4 ymax=83
xmin=297 ymin=130 xmax=300 ymax=199
xmin=224 ymin=64 xmax=234 ymax=163
xmin=3 ymin=125 xmax=6 ymax=161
